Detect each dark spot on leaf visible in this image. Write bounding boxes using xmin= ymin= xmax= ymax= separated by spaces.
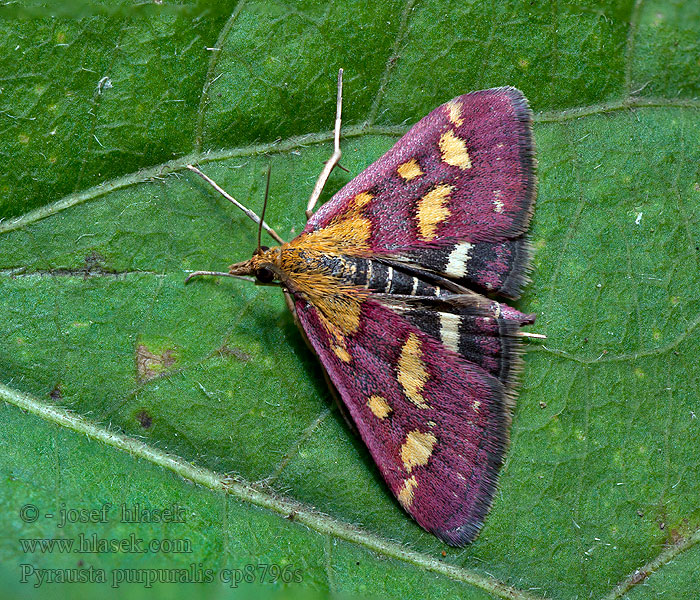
xmin=637 ymin=509 xmax=644 ymax=517
xmin=33 ymin=250 xmax=118 ymax=279
xmin=659 ymin=521 xmax=665 ymax=530
xmin=219 ymin=345 xmax=252 ymax=362
xmin=85 ymin=250 xmax=105 ymax=270
xmin=539 ymin=401 xmax=547 ymax=409
xmin=49 ymin=385 xmax=62 ymax=400
xmin=78 ymin=250 xmax=113 ymax=278
xmin=136 ymin=409 xmax=153 ymax=429
xmin=136 ymin=344 xmax=178 ymax=382
xmin=77 ymin=560 xmax=84 ymax=568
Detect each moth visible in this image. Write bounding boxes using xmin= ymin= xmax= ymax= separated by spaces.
xmin=186 ymin=70 xmax=541 ymax=546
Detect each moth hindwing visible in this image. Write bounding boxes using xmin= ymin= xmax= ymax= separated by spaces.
xmin=186 ymin=81 xmax=538 ymax=547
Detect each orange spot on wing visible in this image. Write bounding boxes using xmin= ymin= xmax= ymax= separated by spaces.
xmin=354 ymin=192 xmax=373 ymax=208
xmin=397 ymin=333 xmax=430 ymax=408
xmin=446 ymin=101 xmax=464 ymax=127
xmin=416 ymin=184 xmax=452 ymax=241
xmin=397 ymin=475 xmax=419 ymax=509
xmin=397 ymin=158 xmax=423 ymax=181
xmin=401 ymin=430 xmax=437 ymax=472
xmin=367 ymin=395 xmax=392 ymax=419
xmin=332 ymin=342 xmax=352 ymax=363
xmin=439 ymin=129 xmax=472 ymax=169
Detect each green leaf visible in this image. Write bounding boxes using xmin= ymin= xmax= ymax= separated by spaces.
xmin=1 ymin=2 xmax=699 ymax=599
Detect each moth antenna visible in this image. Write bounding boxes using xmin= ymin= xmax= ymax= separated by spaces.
xmin=306 ymin=68 xmax=344 ymax=220
xmin=258 ymin=164 xmax=272 ymax=253
xmin=184 ymin=270 xmax=255 ymax=284
xmin=185 ymin=164 xmax=285 ymax=245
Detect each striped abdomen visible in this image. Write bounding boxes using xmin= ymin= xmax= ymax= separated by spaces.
xmin=310 ymin=253 xmax=443 ymax=298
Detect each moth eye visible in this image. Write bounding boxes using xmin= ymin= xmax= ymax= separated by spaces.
xmin=255 ymin=266 xmax=275 ymax=283
xmin=259 ymin=245 xmax=270 ymax=252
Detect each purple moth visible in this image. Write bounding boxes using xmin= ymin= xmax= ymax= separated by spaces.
xmin=186 ymin=70 xmax=540 ymax=546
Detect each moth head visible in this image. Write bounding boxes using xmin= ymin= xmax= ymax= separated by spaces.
xmin=228 ymin=245 xmax=282 ymax=284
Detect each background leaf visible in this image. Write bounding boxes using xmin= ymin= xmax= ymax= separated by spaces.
xmin=1 ymin=1 xmax=698 ymax=598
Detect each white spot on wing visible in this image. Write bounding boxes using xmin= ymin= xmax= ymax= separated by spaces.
xmin=444 ymin=243 xmax=474 ymax=277
xmin=385 ymin=266 xmax=394 ymax=292
xmin=439 ymin=313 xmax=461 ymax=353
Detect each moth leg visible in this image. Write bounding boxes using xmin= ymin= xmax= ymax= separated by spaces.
xmin=305 ymin=68 xmax=344 ymax=221
xmin=283 ymin=290 xmax=359 ymax=436
xmin=185 ymin=164 xmax=285 ymax=245
xmin=518 ymin=331 xmax=547 ymax=339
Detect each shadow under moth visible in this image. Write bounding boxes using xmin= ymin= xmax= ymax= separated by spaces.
xmin=185 ymin=70 xmax=542 ymax=546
